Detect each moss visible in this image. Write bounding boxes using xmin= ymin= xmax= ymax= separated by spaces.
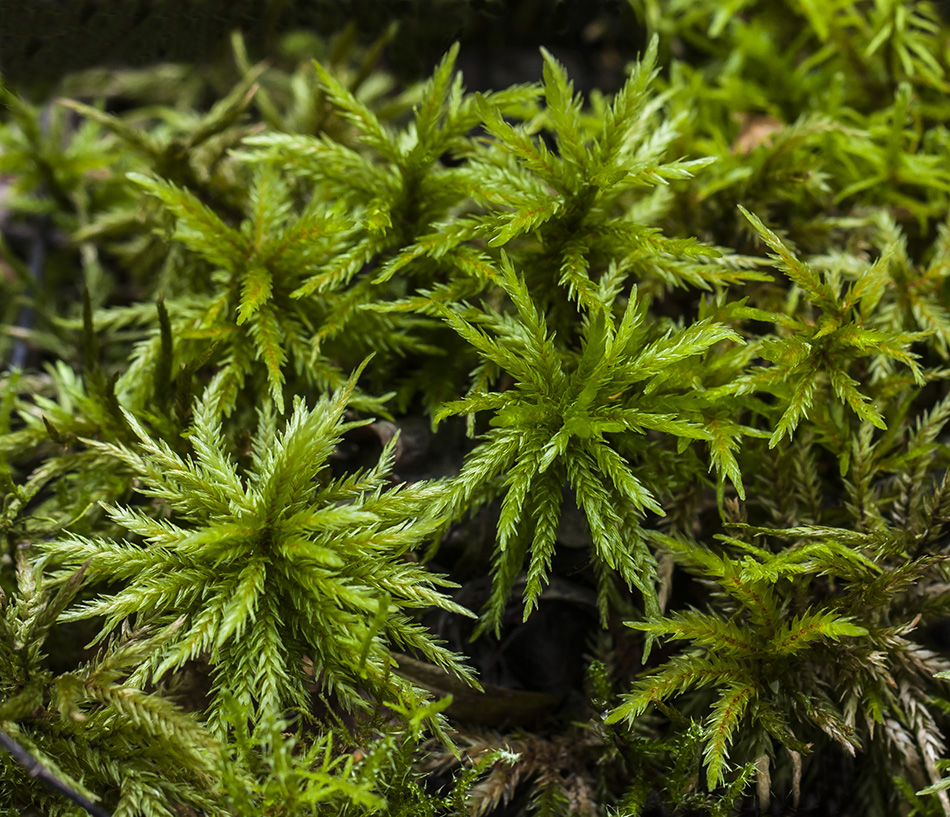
xmin=4 ymin=3 xmax=950 ymax=815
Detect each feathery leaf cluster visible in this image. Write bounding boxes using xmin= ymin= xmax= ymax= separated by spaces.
xmin=39 ymin=365 xmax=477 ymax=733
xmin=1 ymin=560 xmax=222 ymax=816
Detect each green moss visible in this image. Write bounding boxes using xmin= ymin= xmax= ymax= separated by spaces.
xmin=5 ymin=3 xmax=950 ymax=815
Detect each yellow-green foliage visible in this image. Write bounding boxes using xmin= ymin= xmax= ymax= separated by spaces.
xmin=5 ymin=3 xmax=950 ymax=815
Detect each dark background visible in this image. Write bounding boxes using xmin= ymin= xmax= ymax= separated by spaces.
xmin=0 ymin=0 xmax=644 ymax=98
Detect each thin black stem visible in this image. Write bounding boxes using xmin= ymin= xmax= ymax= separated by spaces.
xmin=0 ymin=726 xmax=112 ymax=817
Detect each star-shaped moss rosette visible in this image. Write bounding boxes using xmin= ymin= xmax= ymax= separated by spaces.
xmin=40 ymin=365 xmax=478 ymax=731
xmin=434 ymin=256 xmax=756 ymax=635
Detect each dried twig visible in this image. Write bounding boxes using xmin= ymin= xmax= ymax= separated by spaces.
xmin=0 ymin=725 xmax=112 ymax=817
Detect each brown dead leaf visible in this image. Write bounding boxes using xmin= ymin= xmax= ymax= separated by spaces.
xmin=732 ymin=112 xmax=784 ymax=154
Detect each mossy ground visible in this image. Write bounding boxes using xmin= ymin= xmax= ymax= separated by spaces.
xmin=4 ymin=3 xmax=950 ymax=816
